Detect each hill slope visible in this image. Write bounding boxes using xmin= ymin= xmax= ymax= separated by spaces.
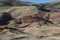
xmin=0 ymin=1 xmax=60 ymax=40
xmin=42 ymin=2 xmax=60 ymax=12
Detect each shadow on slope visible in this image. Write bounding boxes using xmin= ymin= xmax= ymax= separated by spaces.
xmin=38 ymin=7 xmax=51 ymax=12
xmin=0 ymin=12 xmax=13 ymax=25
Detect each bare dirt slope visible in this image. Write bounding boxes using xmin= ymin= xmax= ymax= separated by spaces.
xmin=3 ymin=6 xmax=39 ymax=18
xmin=0 ymin=6 xmax=60 ymax=40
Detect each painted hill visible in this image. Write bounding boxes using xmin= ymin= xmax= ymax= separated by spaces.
xmin=0 ymin=1 xmax=60 ymax=40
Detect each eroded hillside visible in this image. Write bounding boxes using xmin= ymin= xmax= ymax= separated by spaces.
xmin=0 ymin=5 xmax=60 ymax=40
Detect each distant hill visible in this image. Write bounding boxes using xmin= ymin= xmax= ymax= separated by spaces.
xmin=41 ymin=2 xmax=60 ymax=12
xmin=0 ymin=1 xmax=33 ymax=6
xmin=13 ymin=1 xmax=60 ymax=12
xmin=0 ymin=1 xmax=60 ymax=12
